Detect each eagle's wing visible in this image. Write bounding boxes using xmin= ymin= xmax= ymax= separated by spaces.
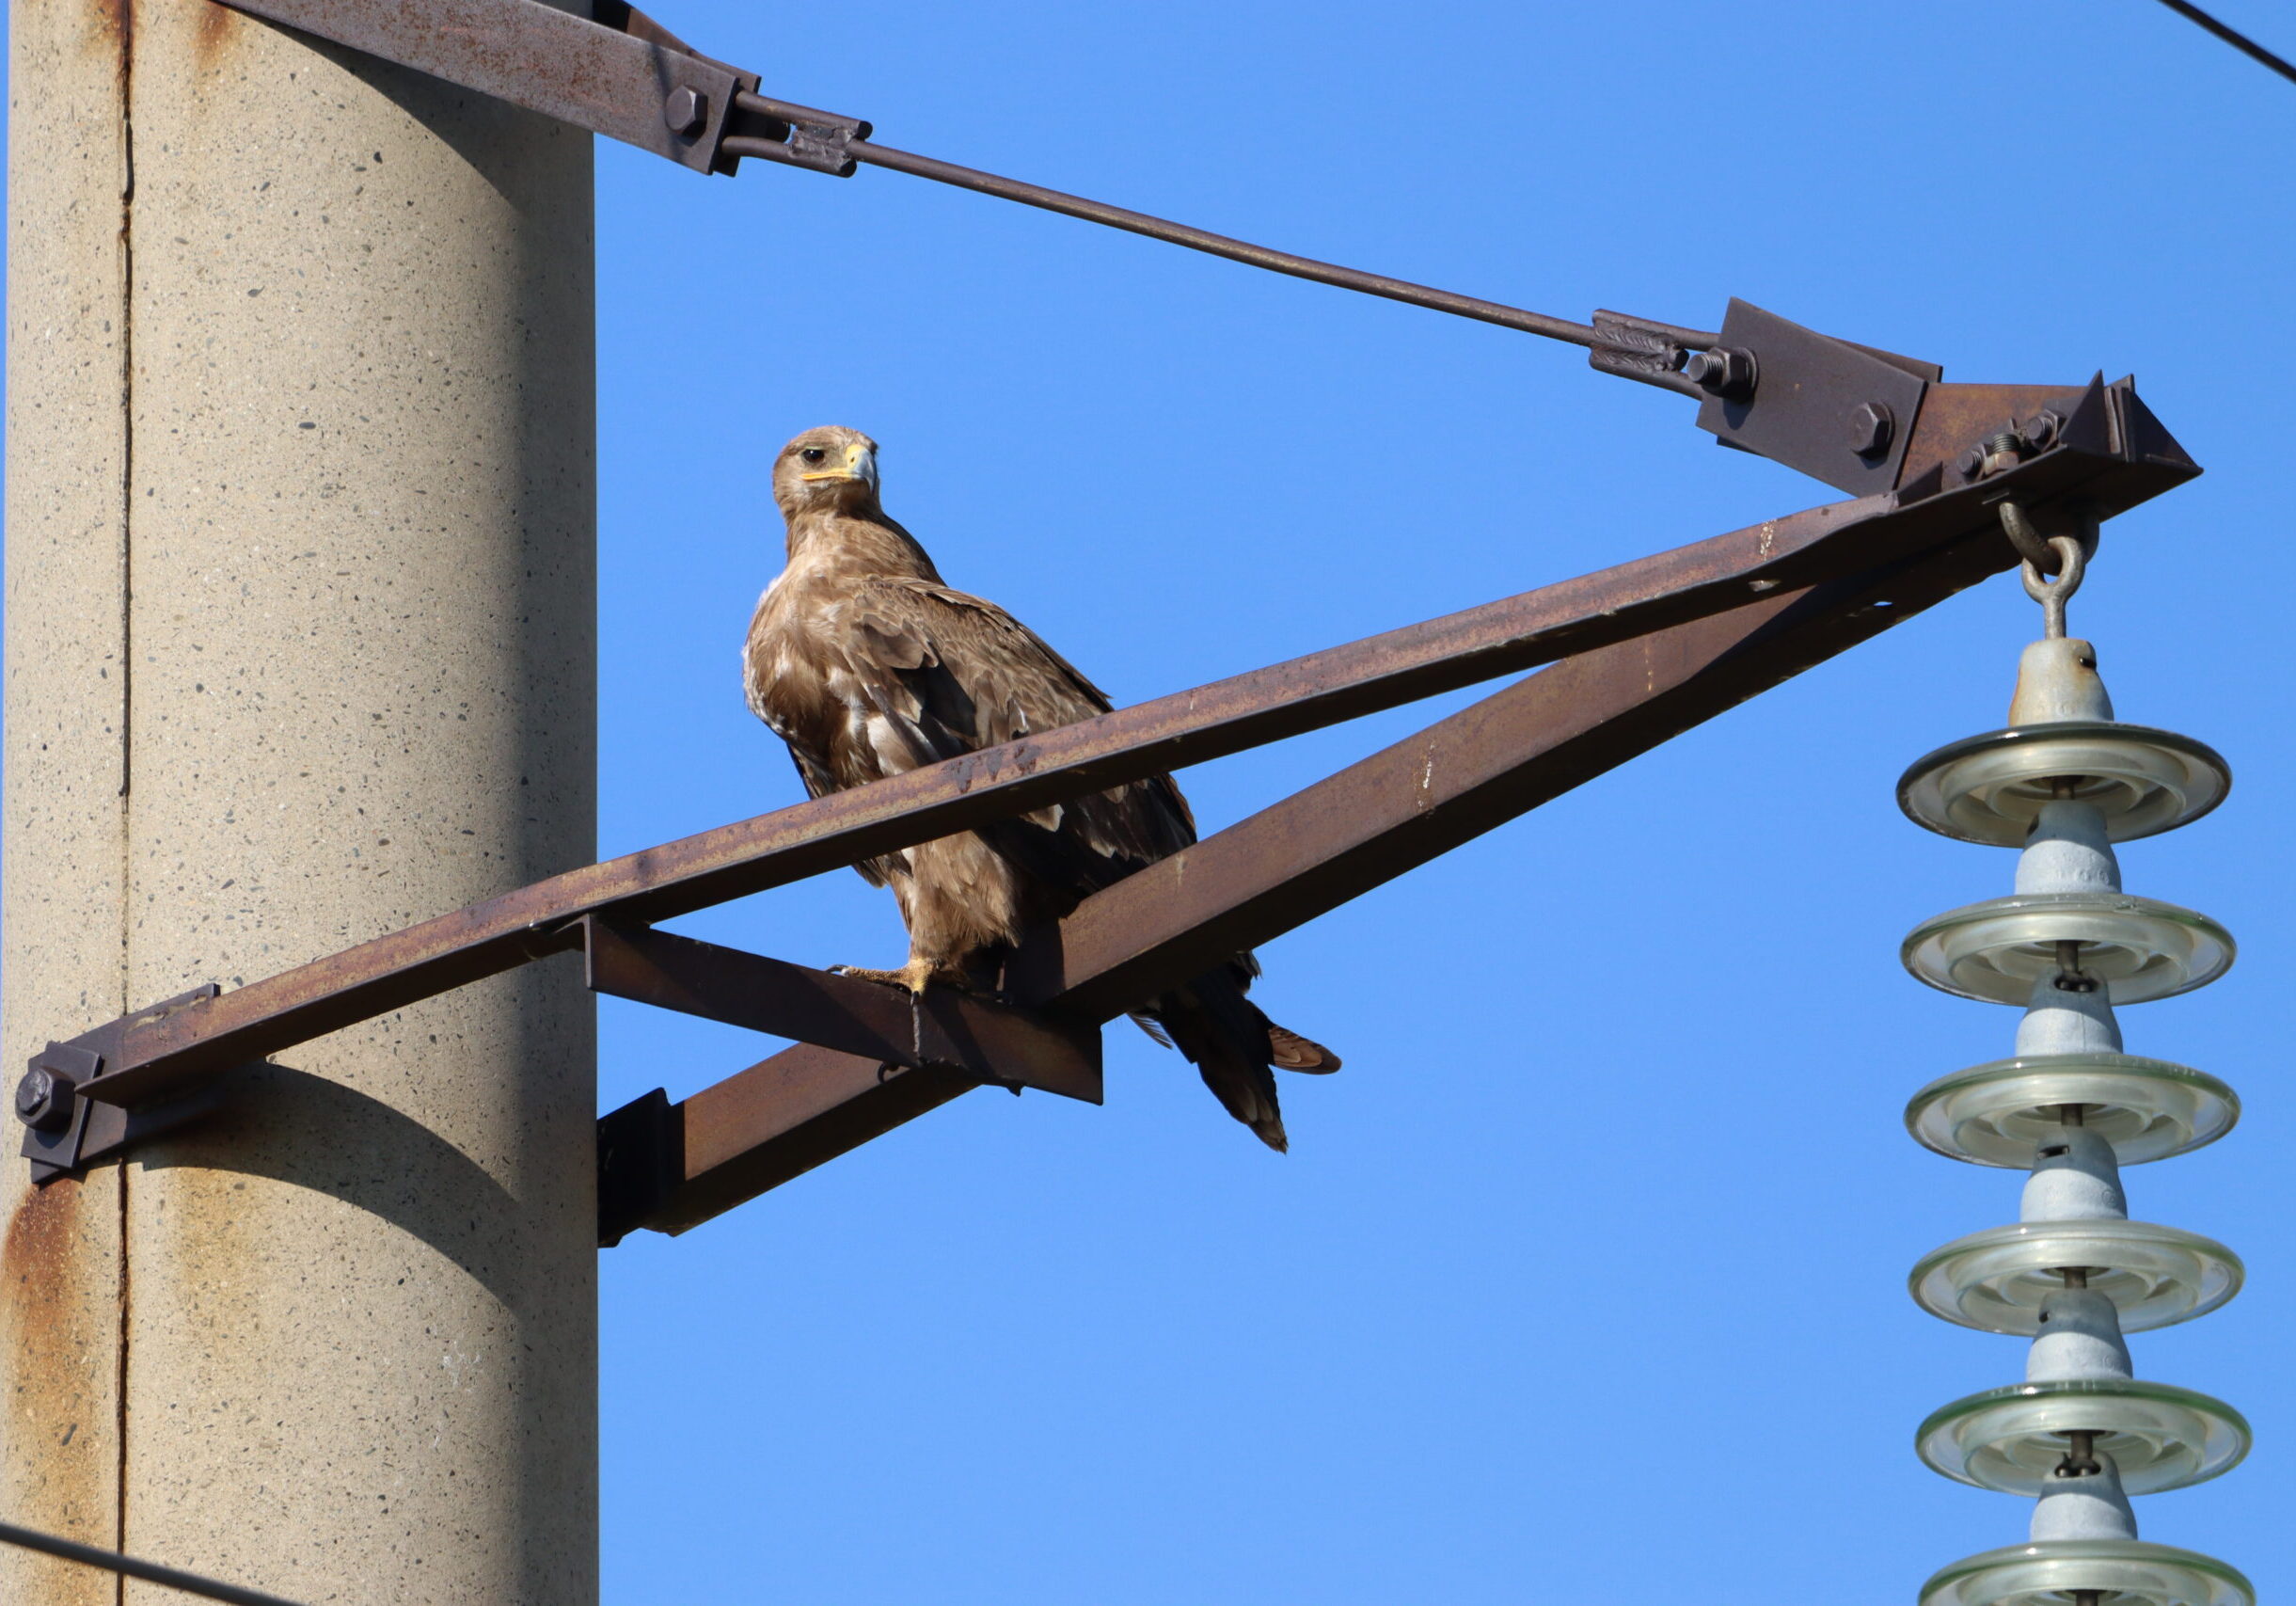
xmin=846 ymin=576 xmax=1196 ymax=897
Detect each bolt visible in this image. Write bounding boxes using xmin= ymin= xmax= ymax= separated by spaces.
xmin=1849 ymin=401 xmax=1894 ymax=456
xmin=1684 ymin=346 xmax=1756 ymax=401
xmin=2023 ymin=410 xmax=2061 ymax=452
xmin=662 ymin=85 xmax=707 ymax=137
xmin=1956 ymin=446 xmax=1987 ymax=481
xmin=15 ymin=1066 xmax=74 ymax=1133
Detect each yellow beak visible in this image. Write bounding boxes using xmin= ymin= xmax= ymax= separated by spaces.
xmin=800 ymin=442 xmax=878 ymax=486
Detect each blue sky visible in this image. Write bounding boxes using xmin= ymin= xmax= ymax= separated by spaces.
xmin=12 ymin=0 xmax=2296 ymax=1600
xmin=592 ymin=3 xmax=2296 ymax=1599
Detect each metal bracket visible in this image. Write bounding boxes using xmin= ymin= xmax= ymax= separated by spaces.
xmin=215 ymin=0 xmax=758 ymax=174
xmin=597 ymin=1087 xmax=681 ymax=1248
xmin=1693 ymin=299 xmax=1941 ymax=496
xmin=18 ymin=985 xmax=236 ymax=1184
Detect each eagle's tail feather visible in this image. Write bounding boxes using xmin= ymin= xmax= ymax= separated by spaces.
xmin=1269 ymin=1025 xmax=1341 ymax=1073
xmin=1149 ymin=967 xmax=1337 ymax=1153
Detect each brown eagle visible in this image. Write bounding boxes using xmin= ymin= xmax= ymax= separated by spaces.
xmin=743 ymin=425 xmax=1338 ymax=1150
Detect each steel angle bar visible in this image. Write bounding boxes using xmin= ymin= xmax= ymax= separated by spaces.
xmin=580 ymin=917 xmax=1100 ymax=1101
xmin=602 ymin=382 xmax=2199 ymax=1237
xmin=600 ymin=1049 xmax=975 ymax=1243
xmin=66 ymin=479 xmax=1961 ymax=1114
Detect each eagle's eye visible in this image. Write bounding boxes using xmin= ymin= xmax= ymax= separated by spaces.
xmin=800 ymin=447 xmax=828 ymax=465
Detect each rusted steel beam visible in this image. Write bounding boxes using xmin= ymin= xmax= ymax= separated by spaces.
xmin=600 ymin=1051 xmax=979 ymax=1242
xmin=581 ymin=918 xmax=1100 ymax=1102
xmin=1040 ymin=545 xmax=1968 ymax=1024
xmin=76 ymin=473 xmax=1975 ymax=1110
xmin=61 ymin=376 xmax=2191 ymax=1199
xmin=616 ymin=380 xmax=2198 ymax=1236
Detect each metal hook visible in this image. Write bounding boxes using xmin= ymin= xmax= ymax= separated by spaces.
xmin=2020 ymin=535 xmax=2087 ymax=639
xmin=2002 ymin=501 xmax=2098 ymax=638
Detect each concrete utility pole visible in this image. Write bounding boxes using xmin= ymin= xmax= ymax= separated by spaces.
xmin=5 ymin=2 xmax=597 ymax=1600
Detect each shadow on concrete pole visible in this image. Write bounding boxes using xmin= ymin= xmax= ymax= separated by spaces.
xmin=5 ymin=1 xmax=598 ymax=1600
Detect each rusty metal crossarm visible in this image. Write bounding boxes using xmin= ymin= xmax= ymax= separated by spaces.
xmin=26 ymin=372 xmax=2197 ymax=1216
xmin=595 ymin=377 xmax=2198 ymax=1237
xmin=67 ymin=472 xmax=1975 ymax=1112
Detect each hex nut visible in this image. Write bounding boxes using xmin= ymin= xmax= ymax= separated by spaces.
xmin=1685 ymin=346 xmax=1757 ymax=401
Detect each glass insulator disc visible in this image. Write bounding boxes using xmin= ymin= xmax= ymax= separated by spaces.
xmin=1921 ymin=1540 xmax=2253 ymax=1606
xmin=1909 ymin=1218 xmax=2242 ymax=1335
xmin=1916 ymin=1378 xmax=2250 ymax=1496
xmin=1902 ymin=893 xmax=2235 ymax=1006
xmin=1905 ymin=1055 xmax=2239 ymax=1168
xmin=1898 ymin=723 xmax=2231 ymax=847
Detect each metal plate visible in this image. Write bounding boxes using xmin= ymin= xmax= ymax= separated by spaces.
xmin=1698 ymin=299 xmax=1934 ymax=495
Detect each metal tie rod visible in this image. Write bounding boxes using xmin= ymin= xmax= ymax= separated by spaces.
xmin=0 ymin=1519 xmax=309 ymax=1606
xmin=210 ymin=0 xmax=1718 ymax=390
xmin=725 ymin=93 xmax=1712 ymax=356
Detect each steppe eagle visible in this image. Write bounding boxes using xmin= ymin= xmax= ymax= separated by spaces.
xmin=743 ymin=425 xmax=1338 ymax=1150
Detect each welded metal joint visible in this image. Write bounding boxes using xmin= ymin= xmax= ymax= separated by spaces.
xmin=1585 ymin=310 xmax=1708 ymax=399
xmin=722 ymin=91 xmax=873 ymax=177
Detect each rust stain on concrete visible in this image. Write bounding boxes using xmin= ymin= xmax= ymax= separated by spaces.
xmin=3 ymin=1181 xmax=121 ymax=1606
xmin=190 ymin=0 xmax=241 ymax=71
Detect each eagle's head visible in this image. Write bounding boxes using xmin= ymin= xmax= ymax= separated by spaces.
xmin=772 ymin=426 xmax=881 ymax=519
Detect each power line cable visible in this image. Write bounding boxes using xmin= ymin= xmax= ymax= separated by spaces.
xmin=2149 ymin=0 xmax=2296 ymax=87
xmin=0 ymin=1519 xmax=309 ymax=1606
